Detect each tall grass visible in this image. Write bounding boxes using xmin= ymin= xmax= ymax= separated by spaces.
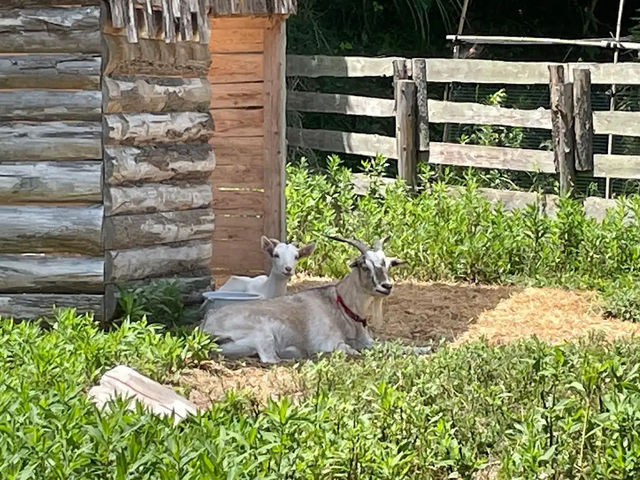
xmin=286 ymin=156 xmax=640 ymax=317
xmin=4 ymin=311 xmax=640 ymax=478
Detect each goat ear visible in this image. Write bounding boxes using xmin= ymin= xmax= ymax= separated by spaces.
xmin=349 ymin=256 xmax=363 ymax=268
xmin=261 ymin=236 xmax=275 ymax=256
xmin=390 ymin=257 xmax=406 ymax=267
xmin=297 ymin=242 xmax=316 ymax=258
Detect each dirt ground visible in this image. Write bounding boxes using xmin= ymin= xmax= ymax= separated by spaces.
xmin=180 ymin=276 xmax=640 ymax=409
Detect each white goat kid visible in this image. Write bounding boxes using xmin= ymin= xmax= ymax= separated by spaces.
xmin=200 ymin=235 xmax=405 ymax=363
xmin=216 ymin=236 xmax=315 ymax=298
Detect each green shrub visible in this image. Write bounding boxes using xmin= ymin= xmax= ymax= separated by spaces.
xmin=117 ymin=279 xmax=185 ymax=327
xmin=5 ymin=311 xmax=640 ymax=478
xmin=286 ymin=156 xmax=640 ymax=317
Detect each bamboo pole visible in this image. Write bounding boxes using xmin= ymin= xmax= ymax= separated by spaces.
xmin=605 ymin=0 xmax=626 ymax=199
xmin=444 ymin=34 xmax=640 ymax=51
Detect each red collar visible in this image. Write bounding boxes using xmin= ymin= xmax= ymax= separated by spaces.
xmin=336 ymin=294 xmax=367 ymax=327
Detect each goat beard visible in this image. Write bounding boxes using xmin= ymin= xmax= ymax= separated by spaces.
xmin=368 ymin=297 xmax=385 ymax=334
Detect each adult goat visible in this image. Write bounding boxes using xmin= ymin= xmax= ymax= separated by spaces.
xmin=200 ymin=235 xmax=405 ymax=363
xmin=217 ymin=236 xmax=315 ymax=298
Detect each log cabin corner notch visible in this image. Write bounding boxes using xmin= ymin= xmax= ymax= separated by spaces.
xmin=0 ymin=0 xmax=293 ymax=322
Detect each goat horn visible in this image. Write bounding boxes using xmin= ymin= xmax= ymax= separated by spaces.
xmin=373 ymin=236 xmax=390 ymax=251
xmin=326 ymin=235 xmax=369 ymax=255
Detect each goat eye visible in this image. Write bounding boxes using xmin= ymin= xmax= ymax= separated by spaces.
xmin=273 ymin=253 xmax=280 ymax=258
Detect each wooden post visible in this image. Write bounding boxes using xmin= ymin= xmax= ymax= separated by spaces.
xmin=412 ymin=58 xmax=429 ymax=159
xmin=263 ymin=17 xmax=287 ymax=270
xmin=548 ymin=65 xmax=575 ymax=195
xmin=395 ymin=79 xmax=418 ymax=188
xmin=572 ymin=68 xmax=594 ymax=172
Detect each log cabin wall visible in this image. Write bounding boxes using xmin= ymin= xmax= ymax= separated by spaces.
xmin=0 ymin=1 xmax=105 ymax=320
xmin=102 ymin=1 xmax=216 ymax=319
xmin=209 ymin=14 xmax=288 ymax=281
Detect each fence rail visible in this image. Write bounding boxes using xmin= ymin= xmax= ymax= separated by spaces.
xmin=287 ymin=54 xmax=640 ymax=199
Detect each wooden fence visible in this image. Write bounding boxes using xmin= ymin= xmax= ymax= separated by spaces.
xmin=286 ymin=55 xmax=640 ymax=215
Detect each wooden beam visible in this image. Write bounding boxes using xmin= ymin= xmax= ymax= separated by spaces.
xmin=286 ymin=55 xmax=406 ymax=78
xmin=549 ymin=64 xmax=575 ymax=195
xmin=0 ymin=121 xmax=101 ymax=161
xmin=395 ymin=80 xmax=417 ymax=187
xmin=212 ymin=189 xmax=264 ymax=215
xmin=210 ymin=27 xmax=264 ymax=53
xmin=105 ymin=239 xmax=212 ymax=282
xmin=0 ymin=0 xmax=99 ymax=7
xmin=104 ymin=76 xmax=211 ymax=113
xmin=572 ymin=68 xmax=594 ymax=171
xmin=263 ymin=17 xmax=287 ymax=245
xmin=287 ymin=127 xmax=397 ymax=159
xmin=211 ymin=82 xmax=264 ymax=108
xmin=286 ymin=91 xmax=395 ymax=117
xmin=0 ymin=90 xmax=101 ymax=121
xmin=428 ymin=142 xmax=556 ymax=173
xmin=0 ymin=206 xmax=103 ymax=256
xmin=211 ymin=108 xmax=263 ymax=137
xmin=103 ymin=34 xmax=210 ymax=77
xmin=428 ymin=100 xmax=551 ymax=129
xmin=105 ymin=184 xmax=213 ymax=216
xmin=104 ymin=209 xmax=215 ymax=249
xmin=0 ymin=294 xmax=103 ymax=321
xmin=104 ymin=112 xmax=214 ymax=146
xmin=104 ymin=144 xmax=215 ymax=185
xmin=0 ymin=7 xmax=100 ymax=53
xmin=0 ymin=54 xmax=101 ymax=90
xmin=210 ymin=136 xmax=263 ymax=188
xmin=0 ymin=161 xmax=102 ymax=204
xmin=209 ymin=53 xmax=263 ymax=83
xmin=0 ymin=255 xmax=103 ymax=293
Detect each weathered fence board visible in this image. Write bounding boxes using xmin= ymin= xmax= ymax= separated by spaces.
xmin=0 ymin=206 xmax=103 ymax=255
xmin=395 ymin=79 xmax=417 ymax=187
xmin=0 ymin=54 xmax=101 ymax=90
xmin=210 ymin=108 xmax=263 ymax=137
xmin=0 ymin=121 xmax=102 ymax=161
xmin=549 ymin=65 xmax=575 ymax=194
xmin=287 ymin=127 xmax=397 ymax=159
xmin=423 ymin=58 xmax=640 ymax=85
xmin=104 ymin=144 xmax=215 ymax=185
xmin=0 ymin=90 xmax=101 ymax=121
xmin=0 ymin=7 xmax=100 ymax=53
xmin=88 ymin=365 xmax=198 ymax=423
xmin=593 ymin=155 xmax=640 ymax=179
xmin=0 ymin=254 xmax=103 ymax=293
xmin=0 ymin=161 xmax=102 ymax=203
xmin=428 ymin=100 xmax=551 ymax=129
xmin=104 ymin=76 xmax=211 ymax=113
xmin=105 ymin=239 xmax=212 ymax=282
xmin=572 ymin=68 xmax=594 ymax=171
xmin=105 ymin=184 xmax=213 ymax=216
xmin=0 ymin=294 xmax=103 ymax=321
xmin=104 ymin=113 xmax=214 ymax=145
xmin=593 ymin=111 xmax=640 ymax=138
xmin=287 ymin=55 xmax=406 ymax=78
xmin=287 ymin=91 xmax=395 ymax=117
xmin=104 ymin=209 xmax=215 ymax=249
xmin=429 ymin=142 xmax=556 ymax=173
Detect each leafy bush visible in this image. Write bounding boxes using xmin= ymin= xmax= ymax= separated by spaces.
xmin=117 ymin=280 xmax=186 ymax=327
xmin=5 ymin=311 xmax=640 ymax=478
xmin=286 ymin=156 xmax=640 ymax=317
